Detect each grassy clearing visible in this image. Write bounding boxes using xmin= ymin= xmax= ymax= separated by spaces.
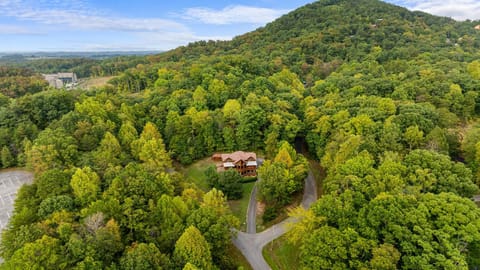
xmin=180 ymin=157 xmax=212 ymax=191
xmin=228 ymin=182 xmax=255 ymax=231
xmin=77 ymin=76 xmax=115 ymax=89
xmin=181 ymin=158 xmax=257 ymax=230
xmin=227 ymin=244 xmax=253 ymax=270
xmin=256 ymin=191 xmax=302 ymax=232
xmin=263 ymin=235 xmax=300 ymax=270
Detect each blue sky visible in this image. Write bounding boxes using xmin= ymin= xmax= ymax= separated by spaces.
xmin=0 ymin=0 xmax=479 ymax=52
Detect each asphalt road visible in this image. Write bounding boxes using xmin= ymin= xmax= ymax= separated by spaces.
xmin=246 ymin=158 xmax=264 ymax=234
xmin=233 ymin=169 xmax=317 ymax=270
xmin=246 ymin=185 xmax=258 ymax=234
xmin=302 ymin=170 xmax=317 ymax=209
xmin=474 ymin=195 xmax=480 ymax=202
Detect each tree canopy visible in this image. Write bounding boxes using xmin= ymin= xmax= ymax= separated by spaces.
xmin=1 ymin=0 xmax=480 ymax=268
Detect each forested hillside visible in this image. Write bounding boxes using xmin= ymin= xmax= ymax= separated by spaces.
xmin=1 ymin=54 xmax=154 ymax=79
xmin=1 ymin=0 xmax=480 ymax=269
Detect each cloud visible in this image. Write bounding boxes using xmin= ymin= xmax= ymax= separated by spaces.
xmin=0 ymin=24 xmax=42 ymax=35
xmin=391 ymin=0 xmax=480 ymax=20
xmin=181 ymin=5 xmax=289 ymax=25
xmin=0 ymin=1 xmax=285 ymax=51
xmin=0 ymin=0 xmax=188 ymax=32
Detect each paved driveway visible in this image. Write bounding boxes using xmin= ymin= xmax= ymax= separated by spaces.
xmin=233 ymin=169 xmax=317 ymax=270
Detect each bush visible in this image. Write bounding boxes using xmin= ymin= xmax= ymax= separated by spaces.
xmin=263 ymin=206 xmax=280 ymax=223
xmin=205 ymin=167 xmax=243 ymax=200
xmin=241 ymin=176 xmax=257 ymax=183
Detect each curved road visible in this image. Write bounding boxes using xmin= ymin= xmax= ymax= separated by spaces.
xmin=233 ymin=170 xmax=317 ymax=270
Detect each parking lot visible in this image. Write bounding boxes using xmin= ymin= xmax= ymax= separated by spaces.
xmin=0 ymin=170 xmax=33 ymax=232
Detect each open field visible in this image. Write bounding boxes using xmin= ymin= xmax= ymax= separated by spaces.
xmin=263 ymin=235 xmax=300 ymax=270
xmin=77 ymin=76 xmax=115 ymax=90
xmin=180 ymin=157 xmax=212 ymax=191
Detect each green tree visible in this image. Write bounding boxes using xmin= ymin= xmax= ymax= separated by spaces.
xmin=132 ymin=122 xmax=171 ymax=172
xmin=201 ymin=188 xmax=229 ymax=215
xmin=403 ymin=149 xmax=478 ymax=197
xmin=145 ymin=195 xmax=187 ymax=252
xmin=258 ymin=161 xmax=297 ymax=206
xmin=70 ymin=167 xmax=101 ymax=206
xmin=0 ymin=146 xmax=14 ymax=168
xmin=173 ymin=226 xmax=213 ymax=270
xmin=264 ymin=130 xmax=279 ymax=159
xmin=207 ymin=169 xmax=243 ymax=200
xmin=193 ymin=86 xmax=208 ymax=110
xmin=300 ymin=226 xmax=373 ymax=270
xmin=35 ymin=169 xmax=72 ymax=200
xmin=424 ymin=126 xmax=448 ymax=154
xmin=369 ymin=243 xmax=401 ymax=270
xmin=467 ymin=60 xmax=480 ymax=80
xmin=38 ymin=195 xmax=75 ymax=218
xmin=93 ymin=131 xmax=122 ymax=172
xmin=222 ymin=126 xmax=236 ymax=152
xmin=26 ymin=128 xmax=78 ymax=174
xmin=0 ymin=224 xmax=43 ymax=260
xmin=2 ymin=235 xmax=65 ymax=269
xmin=120 ymin=243 xmax=170 ymax=270
xmin=222 ymin=99 xmax=241 ymax=124
xmin=118 ymin=121 xmax=138 ymax=150
xmin=404 ymin=125 xmax=424 ymax=149
xmin=88 ymin=219 xmax=124 ymax=265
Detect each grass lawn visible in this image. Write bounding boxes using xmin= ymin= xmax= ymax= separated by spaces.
xmin=77 ymin=76 xmax=115 ymax=89
xmin=256 ymin=191 xmax=302 ymax=232
xmin=181 ymin=158 xmax=257 ymax=231
xmin=227 ymin=244 xmax=253 ymax=270
xmin=228 ymin=181 xmax=255 ymax=231
xmin=180 ymin=157 xmax=212 ymax=191
xmin=263 ymin=235 xmax=300 ymax=270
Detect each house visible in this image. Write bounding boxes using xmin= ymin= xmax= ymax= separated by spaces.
xmin=475 ymin=25 xmax=480 ymax=30
xmin=43 ymin=72 xmax=78 ymax=89
xmin=212 ymin=151 xmax=257 ymax=176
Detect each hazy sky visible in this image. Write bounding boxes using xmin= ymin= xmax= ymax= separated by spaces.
xmin=0 ymin=0 xmax=478 ymax=52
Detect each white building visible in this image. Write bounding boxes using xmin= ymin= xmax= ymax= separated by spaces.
xmin=43 ymin=72 xmax=78 ymax=89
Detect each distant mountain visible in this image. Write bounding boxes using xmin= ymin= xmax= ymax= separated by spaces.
xmin=0 ymin=51 xmax=162 ymax=78
xmin=0 ymin=51 xmax=162 ymax=63
xmin=157 ymin=0 xmax=480 ymax=80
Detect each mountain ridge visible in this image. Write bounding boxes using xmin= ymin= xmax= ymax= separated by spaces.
xmin=153 ymin=0 xmax=479 ymax=82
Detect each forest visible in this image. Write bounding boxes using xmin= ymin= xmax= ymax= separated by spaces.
xmin=1 ymin=0 xmax=480 ymax=269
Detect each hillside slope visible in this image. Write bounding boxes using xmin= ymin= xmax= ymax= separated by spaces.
xmin=1 ymin=0 xmax=480 ymax=269
xmin=155 ymin=0 xmax=480 ymax=81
